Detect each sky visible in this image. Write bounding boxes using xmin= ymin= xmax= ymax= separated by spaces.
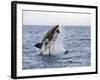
xmin=23 ymin=10 xmax=91 ymax=26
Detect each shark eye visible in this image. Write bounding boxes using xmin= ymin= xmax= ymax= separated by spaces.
xmin=56 ymin=29 xmax=60 ymax=33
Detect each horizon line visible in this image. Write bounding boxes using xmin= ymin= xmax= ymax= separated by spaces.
xmin=23 ymin=24 xmax=91 ymax=26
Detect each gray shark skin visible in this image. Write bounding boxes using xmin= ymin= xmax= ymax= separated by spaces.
xmin=34 ymin=25 xmax=60 ymax=55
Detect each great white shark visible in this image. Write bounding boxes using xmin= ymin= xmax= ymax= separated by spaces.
xmin=34 ymin=25 xmax=60 ymax=55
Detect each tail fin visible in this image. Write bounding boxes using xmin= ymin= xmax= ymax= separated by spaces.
xmin=34 ymin=43 xmax=42 ymax=49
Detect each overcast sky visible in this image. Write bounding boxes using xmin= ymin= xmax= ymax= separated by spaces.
xmin=23 ymin=10 xmax=91 ymax=26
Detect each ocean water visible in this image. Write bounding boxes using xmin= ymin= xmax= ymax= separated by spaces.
xmin=22 ymin=25 xmax=91 ymax=69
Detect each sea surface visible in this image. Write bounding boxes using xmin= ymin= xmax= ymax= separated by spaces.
xmin=22 ymin=25 xmax=91 ymax=69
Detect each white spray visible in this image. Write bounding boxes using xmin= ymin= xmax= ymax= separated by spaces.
xmin=54 ymin=25 xmax=65 ymax=54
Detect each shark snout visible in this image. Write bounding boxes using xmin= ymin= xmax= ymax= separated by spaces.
xmin=53 ymin=25 xmax=60 ymax=33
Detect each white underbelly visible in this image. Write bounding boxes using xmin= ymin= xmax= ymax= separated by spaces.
xmin=41 ymin=33 xmax=59 ymax=55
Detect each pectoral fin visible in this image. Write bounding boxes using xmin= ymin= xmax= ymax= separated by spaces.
xmin=34 ymin=43 xmax=42 ymax=49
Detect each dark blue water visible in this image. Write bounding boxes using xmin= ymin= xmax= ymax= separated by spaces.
xmin=22 ymin=25 xmax=91 ymax=69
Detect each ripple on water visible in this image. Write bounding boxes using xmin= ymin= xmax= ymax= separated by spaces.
xmin=22 ymin=25 xmax=91 ymax=69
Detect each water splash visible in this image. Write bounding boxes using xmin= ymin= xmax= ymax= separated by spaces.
xmin=54 ymin=26 xmax=66 ymax=54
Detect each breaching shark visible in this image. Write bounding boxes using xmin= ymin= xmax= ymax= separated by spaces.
xmin=34 ymin=25 xmax=60 ymax=55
